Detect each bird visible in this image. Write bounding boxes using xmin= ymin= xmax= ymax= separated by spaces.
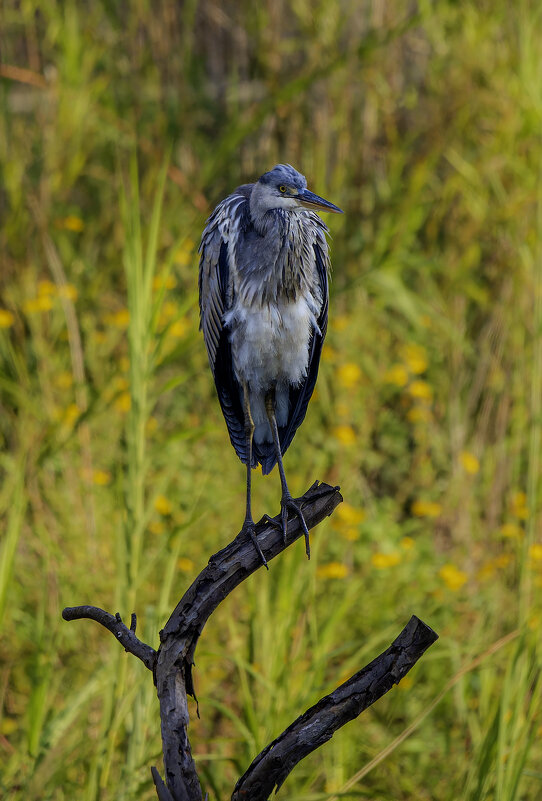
xmin=198 ymin=163 xmax=342 ymax=565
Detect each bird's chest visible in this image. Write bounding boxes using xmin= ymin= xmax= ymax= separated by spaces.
xmin=225 ymin=295 xmax=315 ymax=390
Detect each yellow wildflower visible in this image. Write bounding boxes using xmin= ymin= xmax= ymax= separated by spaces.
xmin=408 ymin=380 xmax=433 ymax=401
xmin=105 ymin=309 xmax=130 ymax=329
xmin=113 ymin=376 xmax=129 ymax=392
xmin=154 ymin=494 xmax=173 ymax=516
xmin=384 ymin=364 xmax=409 ymax=387
xmin=54 ymin=371 xmax=74 ymax=389
xmin=335 ymin=503 xmax=365 ymax=527
xmin=459 ymin=451 xmax=480 ymax=475
xmin=169 ymin=318 xmax=189 ymax=338
xmin=149 ymin=520 xmax=165 ymax=535
xmin=412 ymin=500 xmax=442 ymax=518
xmin=406 ymin=406 xmax=432 ymax=423
xmin=322 ymin=344 xmax=337 ymax=362
xmin=178 ymin=557 xmax=195 ymax=573
xmin=399 ymin=343 xmax=428 ymax=374
xmin=332 ymin=502 xmax=364 ymax=541
xmin=372 ymin=551 xmax=401 ymax=569
xmin=500 ymin=522 xmax=523 ymax=540
xmin=1 ymin=718 xmax=17 ymax=736
xmin=23 ymin=296 xmax=53 ymax=314
xmin=146 ymin=416 xmax=159 ymax=435
xmin=400 ymin=536 xmax=415 ymax=550
xmin=152 ymin=274 xmax=177 ymax=291
xmin=114 ymin=392 xmax=131 ymax=413
xmin=63 ymin=403 xmax=80 ymax=426
xmin=510 ymin=491 xmax=528 ymax=520
xmin=58 ymin=283 xmax=78 ymax=302
xmin=0 ymin=309 xmax=15 ymax=328
xmin=92 ymin=469 xmax=111 ymax=486
xmin=333 ymin=425 xmax=356 ymax=446
xmin=332 ymin=315 xmax=349 ymax=332
xmin=119 ymin=356 xmax=130 ymax=373
xmin=38 ymin=280 xmax=57 ymax=296
xmin=336 ymin=363 xmax=362 ymax=389
xmin=55 ymin=215 xmax=84 ymax=232
xmin=340 ymin=527 xmax=360 ymax=542
xmin=529 ymin=544 xmax=542 ymax=563
xmin=439 ymin=563 xmax=468 ymax=591
xmin=316 ymin=561 xmax=348 ymax=579
xmin=398 ymin=676 xmax=413 ymax=691
xmin=174 ymin=239 xmax=195 ymax=266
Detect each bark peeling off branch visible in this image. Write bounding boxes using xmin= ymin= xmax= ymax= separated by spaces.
xmin=231 ymin=615 xmax=438 ymax=801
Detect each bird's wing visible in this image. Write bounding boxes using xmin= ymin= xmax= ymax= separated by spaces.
xmin=257 ymin=226 xmax=330 ymax=475
xmin=198 ymin=190 xmax=255 ymax=465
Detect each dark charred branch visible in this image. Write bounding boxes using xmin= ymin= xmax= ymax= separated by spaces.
xmin=62 ymin=481 xmax=439 ymax=801
xmin=232 ymin=615 xmax=438 ymax=801
xmin=154 ymin=481 xmax=342 ymax=801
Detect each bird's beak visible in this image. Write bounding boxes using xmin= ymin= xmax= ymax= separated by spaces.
xmin=297 ymin=188 xmax=343 ymax=214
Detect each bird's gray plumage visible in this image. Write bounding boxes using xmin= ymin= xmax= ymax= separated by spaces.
xmin=199 ymin=164 xmax=338 ymax=477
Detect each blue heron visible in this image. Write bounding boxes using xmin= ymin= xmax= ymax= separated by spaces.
xmin=199 ymin=164 xmax=342 ymax=565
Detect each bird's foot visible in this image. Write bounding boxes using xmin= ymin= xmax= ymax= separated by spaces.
xmin=240 ymin=520 xmax=268 ymax=570
xmin=261 ymin=496 xmax=311 ymax=558
xmin=281 ymin=494 xmax=311 ymax=559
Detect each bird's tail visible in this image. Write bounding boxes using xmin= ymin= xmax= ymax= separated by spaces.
xmin=254 ymin=442 xmax=278 ymax=475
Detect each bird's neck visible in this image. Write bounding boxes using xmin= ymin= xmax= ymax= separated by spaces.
xmin=249 ymin=204 xmax=281 ymax=237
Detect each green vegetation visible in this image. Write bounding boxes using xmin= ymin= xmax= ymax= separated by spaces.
xmin=1 ymin=2 xmax=542 ymax=799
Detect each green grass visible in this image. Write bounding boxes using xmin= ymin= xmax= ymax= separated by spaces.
xmin=1 ymin=1 xmax=542 ymax=799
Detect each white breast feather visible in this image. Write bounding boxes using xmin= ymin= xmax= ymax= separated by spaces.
xmin=224 ymin=294 xmax=318 ymax=443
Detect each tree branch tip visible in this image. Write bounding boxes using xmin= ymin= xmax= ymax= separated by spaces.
xmin=151 ymin=767 xmax=175 ymax=801
xmin=62 ymin=605 xmax=98 ymax=622
xmin=406 ymin=615 xmax=439 ymax=645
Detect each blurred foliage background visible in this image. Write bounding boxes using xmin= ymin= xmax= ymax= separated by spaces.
xmin=1 ymin=1 xmax=542 ymax=799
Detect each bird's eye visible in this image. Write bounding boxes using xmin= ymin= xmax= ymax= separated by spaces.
xmin=279 ymin=185 xmax=287 ymax=193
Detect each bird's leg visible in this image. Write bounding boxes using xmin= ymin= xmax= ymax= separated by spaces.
xmin=241 ymin=383 xmax=268 ymax=569
xmin=264 ymin=389 xmax=311 ymax=558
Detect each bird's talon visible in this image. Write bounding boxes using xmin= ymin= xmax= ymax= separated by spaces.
xmin=241 ymin=521 xmax=268 ymax=569
xmin=261 ymin=513 xmax=282 ymax=532
xmin=281 ymin=496 xmax=311 ymax=559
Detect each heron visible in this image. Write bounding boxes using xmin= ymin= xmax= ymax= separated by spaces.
xmin=199 ymin=164 xmax=342 ymax=565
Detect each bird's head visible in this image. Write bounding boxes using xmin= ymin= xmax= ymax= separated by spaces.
xmin=251 ymin=164 xmax=343 ymax=216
